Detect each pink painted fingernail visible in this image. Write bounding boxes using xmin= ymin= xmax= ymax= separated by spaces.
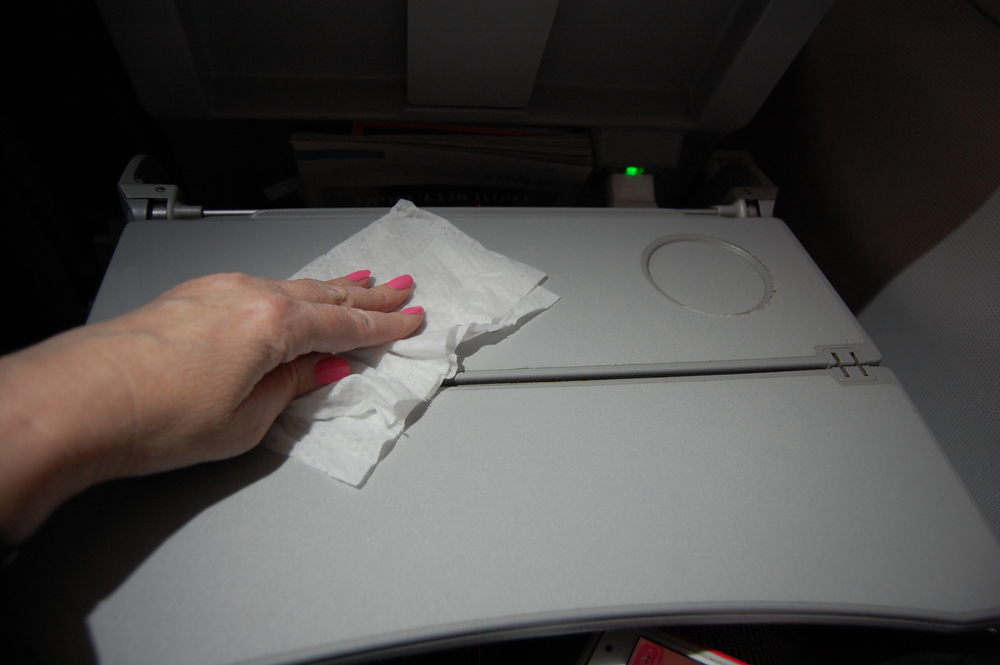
xmin=401 ymin=306 xmax=424 ymax=315
xmin=345 ymin=269 xmax=371 ymax=282
xmin=315 ymin=356 xmax=350 ymax=385
xmin=386 ymin=274 xmax=413 ymax=290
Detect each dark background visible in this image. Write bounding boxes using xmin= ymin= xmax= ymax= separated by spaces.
xmin=3 ymin=0 xmax=1000 ymax=356
xmin=2 ymin=1 xmax=1000 ymax=662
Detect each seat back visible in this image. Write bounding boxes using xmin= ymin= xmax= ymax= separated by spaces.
xmin=858 ymin=186 xmax=1000 ymax=536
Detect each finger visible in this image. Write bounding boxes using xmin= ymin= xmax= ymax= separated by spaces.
xmin=337 ymin=274 xmax=414 ymax=312
xmin=332 ymin=269 xmax=372 ymax=287
xmin=287 ymin=306 xmax=424 ymax=358
xmin=231 ymin=352 xmax=347 ymax=448
xmin=275 ymin=274 xmax=413 ymax=313
xmin=361 ymin=274 xmax=416 ymax=312
xmin=312 ymin=355 xmax=352 ymax=390
xmin=265 ymin=353 xmax=348 ymax=403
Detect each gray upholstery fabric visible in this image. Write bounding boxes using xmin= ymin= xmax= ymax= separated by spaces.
xmin=859 ymin=186 xmax=1000 ymax=536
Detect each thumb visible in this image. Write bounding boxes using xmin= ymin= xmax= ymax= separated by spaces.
xmin=236 ymin=353 xmax=350 ymax=444
xmin=256 ymin=353 xmax=350 ymax=406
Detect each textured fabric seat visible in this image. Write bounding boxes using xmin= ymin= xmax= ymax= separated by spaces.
xmin=858 ymin=186 xmax=1000 ymax=536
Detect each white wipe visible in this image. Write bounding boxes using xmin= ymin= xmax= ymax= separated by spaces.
xmin=263 ymin=200 xmax=559 ymax=486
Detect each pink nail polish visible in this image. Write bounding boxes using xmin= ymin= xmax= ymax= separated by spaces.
xmin=386 ymin=274 xmax=413 ymax=290
xmin=346 ymin=269 xmax=371 ymax=282
xmin=400 ymin=306 xmax=424 ymax=315
xmin=315 ymin=356 xmax=350 ymax=385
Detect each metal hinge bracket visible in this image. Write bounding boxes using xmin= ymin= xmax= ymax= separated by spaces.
xmin=117 ymin=155 xmax=257 ymax=221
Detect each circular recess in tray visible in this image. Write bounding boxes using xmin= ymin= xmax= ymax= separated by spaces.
xmin=642 ymin=235 xmax=773 ymax=315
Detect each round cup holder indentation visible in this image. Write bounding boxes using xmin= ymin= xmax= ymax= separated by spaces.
xmin=641 ymin=235 xmax=773 ymax=315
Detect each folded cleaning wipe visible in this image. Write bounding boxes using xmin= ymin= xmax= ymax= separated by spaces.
xmin=263 ymin=200 xmax=559 ymax=486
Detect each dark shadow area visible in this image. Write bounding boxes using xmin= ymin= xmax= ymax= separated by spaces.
xmin=0 ymin=447 xmax=287 ymax=664
xmin=355 ymin=624 xmax=1000 ymax=665
xmin=668 ymin=623 xmax=1000 ymax=665
xmin=716 ymin=0 xmax=1000 ymax=312
xmin=1 ymin=3 xmax=178 ymax=355
xmin=402 ymin=397 xmax=434 ymax=433
xmin=362 ymin=633 xmax=593 ymax=665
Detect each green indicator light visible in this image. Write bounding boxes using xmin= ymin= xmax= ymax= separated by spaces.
xmin=625 ymin=166 xmax=644 ymax=176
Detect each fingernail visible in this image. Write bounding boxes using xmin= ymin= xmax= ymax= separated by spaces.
xmin=400 ymin=306 xmax=424 ymax=315
xmin=386 ymin=274 xmax=413 ymax=290
xmin=315 ymin=356 xmax=350 ymax=385
xmin=345 ymin=269 xmax=371 ymax=282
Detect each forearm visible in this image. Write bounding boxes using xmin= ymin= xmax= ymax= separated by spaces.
xmin=0 ymin=329 xmax=132 ymax=544
xmin=0 ymin=271 xmax=422 ymax=543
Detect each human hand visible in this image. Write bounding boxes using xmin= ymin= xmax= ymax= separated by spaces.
xmin=0 ymin=271 xmax=423 ymax=543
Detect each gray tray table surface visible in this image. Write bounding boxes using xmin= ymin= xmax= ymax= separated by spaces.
xmin=11 ymin=208 xmax=999 ymax=665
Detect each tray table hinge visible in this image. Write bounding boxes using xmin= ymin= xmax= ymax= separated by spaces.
xmin=825 ymin=348 xmax=876 ymax=382
xmin=117 ymin=155 xmax=258 ymax=221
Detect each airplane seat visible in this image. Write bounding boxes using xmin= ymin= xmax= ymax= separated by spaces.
xmin=858 ymin=184 xmax=1000 ymax=537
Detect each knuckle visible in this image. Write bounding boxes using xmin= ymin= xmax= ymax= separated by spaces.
xmin=242 ymin=295 xmax=297 ymax=364
xmin=249 ymin=292 xmax=296 ymax=330
xmin=209 ymin=272 xmax=255 ymax=290
xmin=295 ymin=278 xmax=324 ymax=291
xmin=300 ymin=279 xmax=350 ymax=306
xmin=351 ymin=309 xmax=379 ymax=345
xmin=326 ymin=285 xmax=350 ymax=306
xmin=168 ymin=272 xmax=247 ymax=298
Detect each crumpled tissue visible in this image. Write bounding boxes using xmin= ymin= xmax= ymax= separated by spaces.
xmin=263 ymin=200 xmax=559 ymax=486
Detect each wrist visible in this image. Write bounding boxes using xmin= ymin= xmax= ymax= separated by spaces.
xmin=0 ymin=331 xmax=133 ymax=543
